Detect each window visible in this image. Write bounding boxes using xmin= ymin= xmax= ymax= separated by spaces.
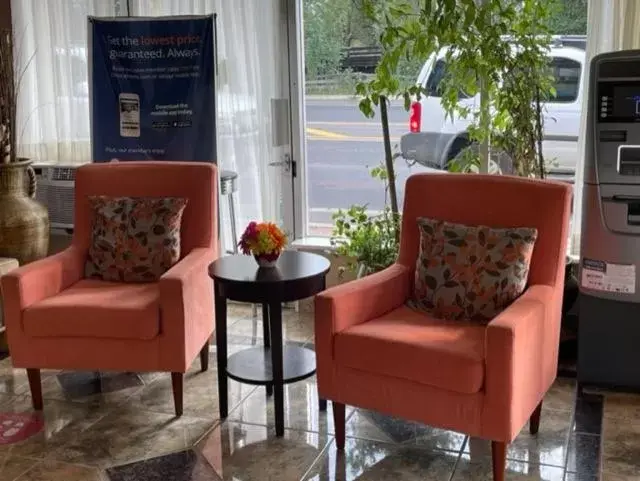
xmin=549 ymin=57 xmax=581 ymax=103
xmin=425 ymin=59 xmax=448 ymax=97
xmin=302 ymin=2 xmax=588 ymax=240
xmin=424 ymin=59 xmax=475 ymax=99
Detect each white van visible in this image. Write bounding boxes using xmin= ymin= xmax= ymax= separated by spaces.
xmin=400 ymin=36 xmax=586 ymax=176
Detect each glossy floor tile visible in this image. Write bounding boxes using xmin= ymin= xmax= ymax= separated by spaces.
xmin=302 ymin=437 xmax=459 ymax=481
xmin=602 ymin=414 xmax=640 ymax=479
xmin=0 ymin=455 xmax=39 ymax=480
xmin=196 ymin=422 xmax=330 ymax=480
xmin=48 ymin=406 xmax=214 ymax=468
xmin=12 ymin=459 xmax=106 ymax=480
xmin=0 ymin=358 xmax=57 ymax=398
xmin=0 ymin=396 xmax=108 ymax=459
xmin=124 ymin=363 xmax=254 ymax=419
xmin=452 ymin=455 xmax=566 ymax=481
xmin=345 ymin=409 xmax=467 ymax=453
xmin=55 ymin=371 xmax=144 ymax=400
xmin=227 ymin=375 xmax=349 ymax=436
xmin=41 ymin=371 xmax=153 ymax=407
xmin=0 ymin=306 xmax=634 ymax=480
xmin=602 ymin=474 xmax=640 ymax=481
xmin=565 ymin=433 xmax=601 ymax=477
xmin=107 ymin=450 xmax=218 ymax=481
xmin=464 ymin=407 xmax=573 ymax=467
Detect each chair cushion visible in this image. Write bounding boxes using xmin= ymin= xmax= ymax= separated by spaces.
xmin=334 ymin=305 xmax=486 ymax=394
xmin=85 ymin=196 xmax=188 ymax=283
xmin=23 ymin=279 xmax=160 ymax=340
xmin=409 ymin=217 xmax=537 ymax=322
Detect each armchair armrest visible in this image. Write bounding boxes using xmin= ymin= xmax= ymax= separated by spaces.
xmin=314 ymin=263 xmax=411 ymax=397
xmin=483 ymin=284 xmax=557 ymax=441
xmin=158 ymin=247 xmax=216 ymax=369
xmin=315 ymin=263 xmax=412 ymax=334
xmin=1 ymin=246 xmax=84 ymax=314
xmin=315 ymin=262 xmax=411 ymax=347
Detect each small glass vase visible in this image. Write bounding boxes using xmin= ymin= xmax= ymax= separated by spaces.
xmin=254 ymin=252 xmax=280 ymax=268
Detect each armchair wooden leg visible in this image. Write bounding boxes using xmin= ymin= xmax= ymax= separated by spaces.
xmin=200 ymin=341 xmax=210 ymax=372
xmin=529 ymin=400 xmax=543 ymax=435
xmin=491 ymin=441 xmax=506 ymax=481
xmin=333 ymin=401 xmax=346 ymax=450
xmin=171 ymin=372 xmax=184 ymax=416
xmin=26 ymin=368 xmax=43 ymax=411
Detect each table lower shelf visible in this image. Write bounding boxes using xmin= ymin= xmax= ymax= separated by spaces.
xmin=226 ymin=345 xmax=316 ymax=386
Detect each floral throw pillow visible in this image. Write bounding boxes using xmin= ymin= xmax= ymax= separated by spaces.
xmin=85 ymin=196 xmax=188 ymax=283
xmin=408 ymin=217 xmax=538 ymax=322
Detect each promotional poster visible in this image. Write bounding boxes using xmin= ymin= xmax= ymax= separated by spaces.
xmin=89 ymin=15 xmax=216 ymax=163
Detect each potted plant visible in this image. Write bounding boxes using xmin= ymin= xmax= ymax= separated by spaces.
xmin=331 ymin=162 xmax=400 ymax=278
xmin=0 ymin=28 xmax=49 ymax=265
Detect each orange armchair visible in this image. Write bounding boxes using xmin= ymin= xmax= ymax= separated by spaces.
xmin=315 ymin=173 xmax=572 ymax=481
xmin=1 ymin=161 xmax=218 ymax=416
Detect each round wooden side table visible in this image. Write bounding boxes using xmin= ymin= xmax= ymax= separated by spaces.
xmin=208 ymin=250 xmax=330 ymax=436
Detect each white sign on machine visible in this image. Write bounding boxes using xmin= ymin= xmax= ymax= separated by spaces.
xmin=581 ymin=258 xmax=636 ymax=294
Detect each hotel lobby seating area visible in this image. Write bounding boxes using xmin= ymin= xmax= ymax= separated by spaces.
xmin=3 ymin=2 xmax=640 ymax=479
xmin=0 ymin=164 xmax=638 ymax=481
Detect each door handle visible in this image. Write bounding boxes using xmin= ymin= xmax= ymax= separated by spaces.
xmin=546 ymin=116 xmax=558 ymax=123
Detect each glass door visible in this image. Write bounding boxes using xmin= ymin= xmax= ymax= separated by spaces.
xmin=130 ymin=0 xmax=297 ymax=251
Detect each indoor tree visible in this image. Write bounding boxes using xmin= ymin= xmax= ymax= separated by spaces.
xmin=333 ymin=0 xmax=557 ymax=276
xmin=357 ymin=0 xmax=555 ymax=177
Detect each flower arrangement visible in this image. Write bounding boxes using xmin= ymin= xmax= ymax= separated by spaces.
xmin=238 ymin=221 xmax=287 ymax=267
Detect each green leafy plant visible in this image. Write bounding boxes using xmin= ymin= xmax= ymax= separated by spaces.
xmin=357 ymin=0 xmax=556 ymax=178
xmin=330 ymin=0 xmax=563 ymax=278
xmin=331 ymin=204 xmax=400 ymax=276
xmin=331 ymin=162 xmax=400 ymax=276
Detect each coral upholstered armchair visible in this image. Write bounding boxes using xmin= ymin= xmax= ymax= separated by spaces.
xmin=314 ymin=173 xmax=572 ymax=481
xmin=0 ymin=161 xmax=218 ymax=416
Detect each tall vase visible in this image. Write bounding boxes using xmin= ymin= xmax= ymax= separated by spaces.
xmin=0 ymin=160 xmax=49 ymax=265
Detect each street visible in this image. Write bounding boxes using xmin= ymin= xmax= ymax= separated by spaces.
xmin=304 ymin=97 xmax=428 ymax=233
xmin=303 ymin=97 xmax=577 ymax=235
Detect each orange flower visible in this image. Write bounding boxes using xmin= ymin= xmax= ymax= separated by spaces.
xmin=238 ymin=221 xmax=288 ymax=256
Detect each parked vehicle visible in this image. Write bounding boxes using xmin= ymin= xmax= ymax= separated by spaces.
xmin=400 ymin=36 xmax=586 ymax=178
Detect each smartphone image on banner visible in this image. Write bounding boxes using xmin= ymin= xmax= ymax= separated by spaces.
xmin=119 ymin=93 xmax=140 ymax=138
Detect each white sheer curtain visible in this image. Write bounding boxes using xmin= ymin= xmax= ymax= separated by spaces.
xmin=11 ymin=0 xmax=119 ymax=164
xmin=12 ymin=0 xmax=287 ymax=252
xmin=571 ymin=0 xmax=640 ymax=255
xmin=131 ymin=0 xmax=288 ymax=251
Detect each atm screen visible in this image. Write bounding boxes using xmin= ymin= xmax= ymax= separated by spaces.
xmin=598 ymin=81 xmax=640 ymax=122
xmin=612 ymin=85 xmax=640 ymax=119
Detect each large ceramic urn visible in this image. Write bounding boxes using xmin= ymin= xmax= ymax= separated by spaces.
xmin=0 ymin=160 xmax=49 ymax=264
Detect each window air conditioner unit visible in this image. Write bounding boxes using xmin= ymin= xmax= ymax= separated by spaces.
xmin=33 ymin=163 xmax=79 ymax=231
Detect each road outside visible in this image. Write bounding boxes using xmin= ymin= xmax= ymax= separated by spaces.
xmin=304 ymin=97 xmax=431 ymax=236
xmin=303 ymin=97 xmax=577 ymax=237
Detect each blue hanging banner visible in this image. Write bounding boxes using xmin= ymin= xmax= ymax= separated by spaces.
xmin=88 ymin=15 xmax=216 ymax=163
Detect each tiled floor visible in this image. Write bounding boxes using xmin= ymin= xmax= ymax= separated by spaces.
xmin=0 ymin=304 xmax=638 ymax=480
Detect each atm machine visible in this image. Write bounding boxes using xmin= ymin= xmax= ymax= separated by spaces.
xmin=579 ymin=50 xmax=640 ymax=390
